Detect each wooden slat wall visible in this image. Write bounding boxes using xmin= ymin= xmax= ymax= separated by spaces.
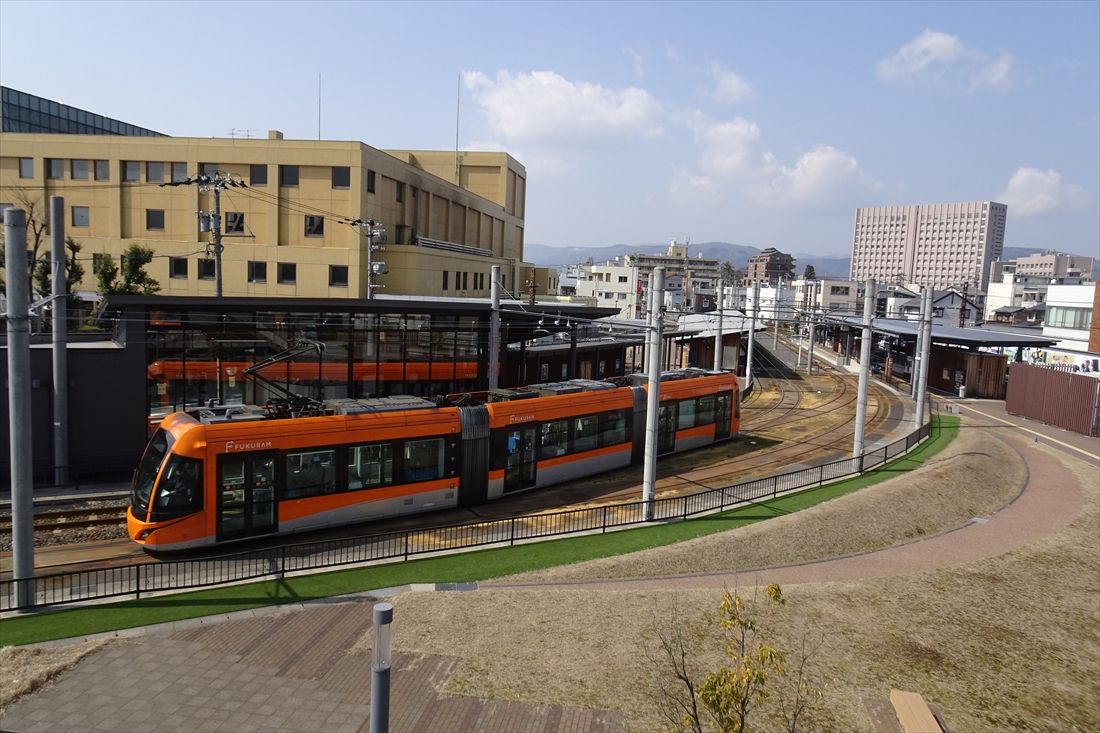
xmin=1006 ymin=363 xmax=1100 ymax=436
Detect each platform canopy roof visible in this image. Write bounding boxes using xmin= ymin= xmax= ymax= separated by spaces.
xmin=822 ymin=314 xmax=1058 ymax=348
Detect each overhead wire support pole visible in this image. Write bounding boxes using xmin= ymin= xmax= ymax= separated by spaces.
xmin=489 ymin=264 xmax=501 ymax=390
xmin=915 ymin=287 xmax=933 ymax=428
xmin=773 ymin=280 xmax=782 ymax=349
xmin=641 ymin=267 xmax=665 ymax=522
xmin=50 ymin=195 xmax=69 ymax=486
xmin=807 ymin=282 xmax=816 ymax=376
xmin=713 ymin=279 xmax=724 ymax=371
xmin=5 ymin=207 xmax=36 ymax=609
xmin=745 ymin=282 xmax=759 ymax=390
xmin=853 ymin=278 xmax=876 ymax=458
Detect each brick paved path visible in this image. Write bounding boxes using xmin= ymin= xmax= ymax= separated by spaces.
xmin=0 ymin=601 xmax=621 ymax=733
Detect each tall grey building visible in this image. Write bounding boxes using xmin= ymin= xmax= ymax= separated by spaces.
xmin=850 ymin=201 xmax=1007 ymax=290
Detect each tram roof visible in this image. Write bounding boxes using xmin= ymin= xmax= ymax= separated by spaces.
xmin=822 ymin=314 xmax=1058 ymax=348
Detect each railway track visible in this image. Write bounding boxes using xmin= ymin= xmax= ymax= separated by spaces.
xmin=0 ymin=505 xmax=129 ymax=534
xmin=4 ymin=350 xmax=905 ymax=575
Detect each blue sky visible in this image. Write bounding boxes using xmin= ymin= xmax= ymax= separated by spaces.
xmin=2 ymin=0 xmax=1097 ymax=256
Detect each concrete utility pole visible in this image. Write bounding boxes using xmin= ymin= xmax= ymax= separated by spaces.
xmin=915 ymin=287 xmax=933 ymax=428
xmin=642 ymin=267 xmax=666 ymax=521
xmin=50 ymin=196 xmax=69 ymax=485
xmin=489 ymin=265 xmax=501 ymax=390
xmin=163 ymin=171 xmax=248 ymax=298
xmin=911 ymin=287 xmax=929 ymax=399
xmin=5 ymin=208 xmax=35 ymax=608
xmin=745 ymin=282 xmax=759 ymax=389
xmin=713 ymin=279 xmax=724 ymax=371
xmin=363 ymin=219 xmax=386 ymax=300
xmin=852 ymin=279 xmax=876 ymax=458
xmin=211 ymin=184 xmax=223 ymax=297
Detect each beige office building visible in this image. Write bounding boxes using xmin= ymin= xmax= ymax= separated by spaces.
xmin=0 ymin=131 xmax=557 ymax=299
xmin=850 ymin=201 xmax=1007 ymax=290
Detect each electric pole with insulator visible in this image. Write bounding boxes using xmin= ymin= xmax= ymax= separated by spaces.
xmin=161 ymin=171 xmax=248 ymax=298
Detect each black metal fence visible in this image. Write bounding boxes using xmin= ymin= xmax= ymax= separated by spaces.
xmin=2 ymin=420 xmax=933 ymax=612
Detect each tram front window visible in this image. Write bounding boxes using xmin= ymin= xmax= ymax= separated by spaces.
xmin=150 ymin=456 xmax=203 ymax=520
xmin=132 ymin=428 xmax=172 ymax=518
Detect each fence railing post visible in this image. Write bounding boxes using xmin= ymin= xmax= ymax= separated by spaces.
xmin=403 ymin=531 xmax=410 ymax=561
xmin=135 ymin=563 xmax=141 ymax=600
xmin=602 ymin=505 xmax=608 ymax=533
xmin=279 ymin=546 xmax=286 ymax=580
xmin=510 ymin=517 xmax=516 ymax=546
xmin=682 ymin=495 xmax=688 ymax=520
xmin=773 ymin=475 xmax=778 ymax=499
xmin=819 ymin=465 xmax=825 ymax=486
xmin=858 ymin=453 xmax=865 ymax=474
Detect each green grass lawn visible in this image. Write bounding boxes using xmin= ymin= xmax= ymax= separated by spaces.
xmin=0 ymin=416 xmax=958 ymax=646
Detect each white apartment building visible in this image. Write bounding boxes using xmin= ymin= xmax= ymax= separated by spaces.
xmin=574 ymin=261 xmax=641 ymax=319
xmin=790 ymin=279 xmax=861 ymax=315
xmin=851 ymin=201 xmax=1007 ymax=290
xmin=1043 ymin=283 xmax=1096 ymax=353
xmin=990 ymin=251 xmax=1095 ymax=283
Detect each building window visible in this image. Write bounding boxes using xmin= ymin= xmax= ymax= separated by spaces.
xmin=247 ymin=260 xmax=267 ymax=283
xmin=250 ymin=164 xmax=267 ymax=186
xmin=366 ymin=169 xmax=376 ymax=193
xmin=146 ymin=161 xmax=164 ymax=183
xmin=225 ymin=212 xmax=245 ymax=233
xmin=278 ymin=262 xmax=296 ymax=284
xmin=71 ymin=160 xmax=89 ymax=180
xmin=279 ymin=165 xmax=299 ymax=187
xmin=304 ymin=215 xmax=324 ymax=237
xmin=71 ymin=206 xmax=89 ymax=227
xmin=198 ymin=259 xmax=215 ymax=280
xmin=462 ymin=272 xmax=469 ymax=289
xmin=200 ymin=162 xmax=218 ymax=175
xmin=329 ymin=265 xmax=349 ymax=287
xmin=18 ymin=158 xmax=33 ymax=178
xmin=442 ymin=271 xmax=449 ymax=290
xmin=94 ymin=160 xmax=110 ymax=180
xmin=331 ymin=166 xmax=350 ymax=188
xmin=48 ymin=159 xmax=64 ymax=179
xmin=171 ymin=162 xmax=188 ymax=182
xmin=146 ymin=209 xmax=165 ymax=230
xmin=169 ymin=257 xmax=188 ymax=279
xmin=123 ymin=161 xmax=140 ymax=182
xmin=395 ymin=182 xmax=404 ymax=203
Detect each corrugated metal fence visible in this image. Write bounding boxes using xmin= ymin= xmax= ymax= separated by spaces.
xmin=1006 ymin=363 xmax=1100 ymax=436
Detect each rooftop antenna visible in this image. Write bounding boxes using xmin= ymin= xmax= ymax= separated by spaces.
xmin=318 ymin=72 xmax=322 ymax=140
xmin=454 ymin=72 xmax=461 ymax=183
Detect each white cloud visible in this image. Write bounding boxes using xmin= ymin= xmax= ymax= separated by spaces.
xmin=462 ymin=70 xmax=663 ymax=148
xmin=877 ymin=29 xmax=1017 ymax=91
xmin=624 ymin=47 xmax=644 ymax=77
xmin=999 ymin=167 xmax=1089 ymax=216
xmin=709 ymin=63 xmax=752 ymax=104
xmin=677 ymin=112 xmax=878 ymax=209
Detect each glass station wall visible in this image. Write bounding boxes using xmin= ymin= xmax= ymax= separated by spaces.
xmin=145 ymin=308 xmax=485 ymax=419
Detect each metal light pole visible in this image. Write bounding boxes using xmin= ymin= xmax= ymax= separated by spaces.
xmin=642 ymin=267 xmax=665 ymax=521
xmin=853 ymin=279 xmax=876 ymax=458
xmin=489 ymin=264 xmax=501 ymax=390
xmin=370 ymin=602 xmax=394 ymax=733
xmin=5 ymin=207 xmax=35 ymax=608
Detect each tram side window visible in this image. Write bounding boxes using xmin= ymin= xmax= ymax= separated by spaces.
xmin=598 ymin=410 xmax=629 ymax=446
xmin=677 ymin=399 xmax=696 ymax=429
xmin=349 ymin=444 xmax=393 ymax=489
xmin=285 ymin=449 xmax=336 ymax=499
xmin=573 ymin=415 xmax=598 ymax=453
xmin=403 ymin=438 xmax=444 ymax=482
xmin=151 ymin=456 xmax=203 ymax=520
xmin=540 ymin=420 xmax=569 ymax=459
xmin=695 ymin=395 xmax=716 ymax=425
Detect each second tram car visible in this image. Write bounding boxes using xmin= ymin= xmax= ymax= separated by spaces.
xmin=128 ymin=368 xmax=740 ymax=550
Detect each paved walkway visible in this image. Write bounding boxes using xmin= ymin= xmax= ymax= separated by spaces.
xmin=2 ymin=408 xmax=1094 ymax=733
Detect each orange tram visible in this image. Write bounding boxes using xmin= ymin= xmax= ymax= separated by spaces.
xmin=128 ymin=368 xmax=740 ymax=551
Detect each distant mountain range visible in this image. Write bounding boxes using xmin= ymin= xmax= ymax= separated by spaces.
xmin=525 ymin=242 xmax=1091 ymax=280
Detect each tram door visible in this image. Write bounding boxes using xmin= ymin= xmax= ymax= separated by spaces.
xmin=217 ymin=453 xmax=278 ymax=541
xmin=503 ymin=425 xmax=538 ymax=493
xmin=715 ymin=392 xmax=732 ymax=440
xmin=657 ymin=403 xmax=676 ymax=454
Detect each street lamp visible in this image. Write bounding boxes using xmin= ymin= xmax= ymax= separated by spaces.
xmin=370 ymin=602 xmax=394 ymax=733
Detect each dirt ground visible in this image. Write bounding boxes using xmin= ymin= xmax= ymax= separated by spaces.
xmin=0 ymin=639 xmax=110 ymax=714
xmin=388 ymin=434 xmax=1098 ymax=732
